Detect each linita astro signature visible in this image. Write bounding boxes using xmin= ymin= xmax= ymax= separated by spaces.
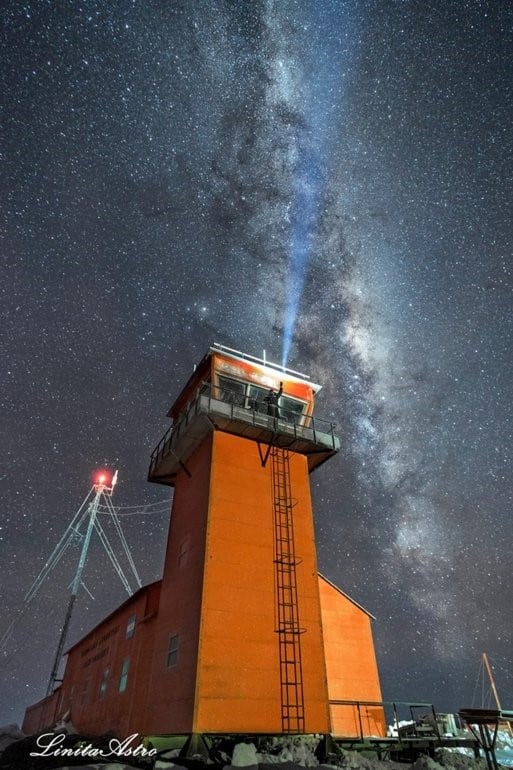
xmin=29 ymin=732 xmax=157 ymax=759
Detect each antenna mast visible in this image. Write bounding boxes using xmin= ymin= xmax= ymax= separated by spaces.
xmin=46 ymin=473 xmax=111 ymax=695
xmin=0 ymin=469 xmax=142 ymax=698
xmin=483 ymin=652 xmax=502 ymax=711
xmin=0 ymin=469 xmax=170 ymax=705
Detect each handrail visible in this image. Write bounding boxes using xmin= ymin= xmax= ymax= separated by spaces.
xmin=328 ymin=699 xmax=440 ymax=741
xmin=149 ymin=381 xmax=339 ymax=472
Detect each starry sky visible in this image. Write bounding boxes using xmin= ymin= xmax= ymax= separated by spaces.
xmin=1 ymin=0 xmax=512 ymax=727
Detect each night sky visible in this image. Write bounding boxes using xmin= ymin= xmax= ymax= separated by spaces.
xmin=1 ymin=0 xmax=512 ymax=727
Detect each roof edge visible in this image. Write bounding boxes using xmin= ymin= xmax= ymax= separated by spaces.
xmin=318 ymin=572 xmax=376 ymax=620
xmin=65 ymin=579 xmax=162 ymax=654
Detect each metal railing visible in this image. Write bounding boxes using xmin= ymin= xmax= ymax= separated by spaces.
xmin=328 ymin=699 xmax=440 ymax=741
xmin=149 ymin=381 xmax=338 ymax=476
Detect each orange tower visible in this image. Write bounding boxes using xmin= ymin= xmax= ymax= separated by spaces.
xmin=145 ymin=343 xmax=380 ymax=736
xmin=22 ymin=343 xmax=384 ymax=739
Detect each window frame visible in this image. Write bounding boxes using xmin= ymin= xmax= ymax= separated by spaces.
xmin=167 ymin=634 xmax=179 ymax=668
xmin=119 ymin=658 xmax=130 ymax=693
xmin=216 ymin=375 xmax=306 ymax=423
xmin=217 ymin=375 xmax=246 ymax=406
xmin=125 ymin=614 xmax=136 ymax=639
xmin=99 ymin=666 xmax=110 ymax=698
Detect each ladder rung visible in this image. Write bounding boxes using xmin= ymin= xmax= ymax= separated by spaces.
xmin=272 ymin=448 xmax=305 ymax=725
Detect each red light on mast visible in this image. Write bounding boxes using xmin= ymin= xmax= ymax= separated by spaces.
xmin=93 ymin=469 xmax=110 ymax=488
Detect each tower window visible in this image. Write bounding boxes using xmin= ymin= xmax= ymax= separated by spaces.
xmin=99 ymin=666 xmax=110 ymax=698
xmin=119 ymin=658 xmax=130 ymax=692
xmin=279 ymin=396 xmax=306 ymax=424
xmin=217 ymin=376 xmax=246 ymax=406
xmin=215 ymin=375 xmax=306 ymax=424
xmin=167 ymin=634 xmax=179 ymax=668
xmin=125 ymin=614 xmax=136 ymax=639
xmin=248 ymin=384 xmax=271 ymax=413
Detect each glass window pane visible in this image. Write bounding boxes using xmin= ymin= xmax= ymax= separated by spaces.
xmin=248 ymin=385 xmax=269 ymax=413
xmin=279 ymin=397 xmax=305 ymax=424
xmin=167 ymin=634 xmax=179 ymax=667
xmin=119 ymin=658 xmax=130 ymax=692
xmin=125 ymin=614 xmax=136 ymax=639
xmin=217 ymin=376 xmax=246 ymax=406
xmin=99 ymin=667 xmax=110 ymax=698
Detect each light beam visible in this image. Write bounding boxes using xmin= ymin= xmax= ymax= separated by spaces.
xmin=280 ymin=1 xmax=360 ymax=367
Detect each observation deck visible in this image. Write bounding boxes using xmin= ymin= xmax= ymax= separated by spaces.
xmin=148 ymin=381 xmax=340 ymax=487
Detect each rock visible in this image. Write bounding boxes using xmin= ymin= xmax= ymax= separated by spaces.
xmin=0 ymin=723 xmax=25 ymax=753
xmin=232 ymin=741 xmax=258 ymax=767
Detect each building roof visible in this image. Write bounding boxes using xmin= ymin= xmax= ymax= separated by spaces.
xmin=65 ymin=579 xmax=162 ymax=654
xmin=64 ymin=573 xmax=374 ymax=657
xmin=318 ymin=572 xmax=376 ymax=620
xmin=168 ymin=343 xmax=322 ymax=418
xmin=210 ymin=342 xmax=315 ymax=384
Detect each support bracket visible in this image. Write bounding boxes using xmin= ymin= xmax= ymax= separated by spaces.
xmin=257 ymin=439 xmax=274 ymax=468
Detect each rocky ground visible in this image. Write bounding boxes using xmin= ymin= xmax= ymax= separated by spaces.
xmin=0 ymin=725 xmax=509 ymax=770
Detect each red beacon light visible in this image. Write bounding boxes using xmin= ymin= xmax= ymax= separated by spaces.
xmin=92 ymin=468 xmax=118 ymax=493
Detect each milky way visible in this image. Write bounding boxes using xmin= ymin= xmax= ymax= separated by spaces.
xmin=1 ymin=0 xmax=512 ymax=725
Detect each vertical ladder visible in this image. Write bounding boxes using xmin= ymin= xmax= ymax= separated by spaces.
xmin=270 ymin=447 xmax=305 ymax=733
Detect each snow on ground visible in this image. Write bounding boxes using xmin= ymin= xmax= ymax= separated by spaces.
xmin=2 ymin=726 xmax=513 ymax=770
xmin=152 ymin=737 xmax=505 ymax=770
xmin=0 ymin=723 xmax=24 ymax=753
xmin=4 ymin=758 xmax=497 ymax=770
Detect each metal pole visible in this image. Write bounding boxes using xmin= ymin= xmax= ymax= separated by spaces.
xmin=483 ymin=653 xmax=502 ymax=710
xmin=46 ymin=592 xmax=77 ymax=696
xmin=357 ymin=701 xmax=364 ymax=740
xmin=46 ymin=487 xmax=102 ymax=696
